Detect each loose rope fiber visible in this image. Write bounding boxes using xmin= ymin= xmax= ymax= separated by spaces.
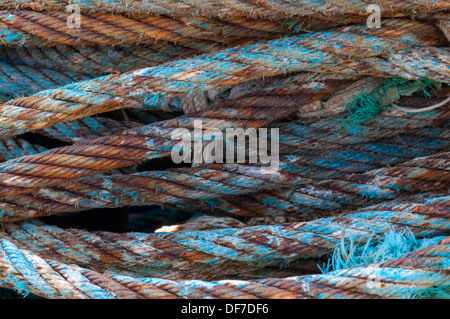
xmin=0 ymin=19 xmax=447 ymax=139
xmin=0 ymin=193 xmax=448 ymax=284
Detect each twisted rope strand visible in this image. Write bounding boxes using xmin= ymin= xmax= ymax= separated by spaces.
xmin=0 ymin=193 xmax=448 ymax=283
xmin=1 ymin=123 xmax=447 ymax=221
xmin=0 ymin=43 xmax=199 ymax=77
xmin=0 ymin=94 xmax=447 ymax=220
xmin=0 ymin=10 xmax=287 ymax=48
xmin=0 ymin=78 xmax=350 ymax=198
xmin=0 ymin=19 xmax=446 ymax=138
xmin=0 ymin=0 xmax=448 ymax=21
xmin=0 ymin=137 xmax=48 ymax=161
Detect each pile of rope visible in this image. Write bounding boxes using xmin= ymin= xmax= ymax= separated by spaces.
xmin=0 ymin=0 xmax=448 ymax=299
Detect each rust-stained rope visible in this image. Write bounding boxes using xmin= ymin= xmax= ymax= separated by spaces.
xmin=0 ymin=43 xmax=198 ymax=76
xmin=0 ymin=95 xmax=447 ymax=221
xmin=0 ymin=10 xmax=286 ymax=48
xmin=215 ymin=150 xmax=450 ymax=219
xmin=1 ymin=234 xmax=448 ymax=299
xmin=0 ymin=62 xmax=94 ymax=101
xmin=0 ymin=19 xmax=447 ymax=138
xmin=0 ymin=1 xmax=447 ymax=301
xmin=24 ymin=72 xmax=358 ymax=144
xmin=0 ymin=0 xmax=448 ymax=26
xmin=0 ymin=193 xmax=449 ymax=284
xmin=0 ymin=78 xmax=349 ymax=197
xmin=36 ymin=116 xmax=144 ymax=144
xmin=0 ymin=137 xmax=47 ymax=161
xmin=1 ymin=125 xmax=448 ymax=222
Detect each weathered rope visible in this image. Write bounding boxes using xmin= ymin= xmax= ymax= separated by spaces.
xmin=0 ymin=137 xmax=47 ymax=161
xmin=296 ymin=77 xmax=385 ymax=118
xmin=1 ymin=234 xmax=448 ymax=299
xmin=0 ymin=19 xmax=446 ymax=138
xmin=0 ymin=1 xmax=447 ymax=301
xmin=0 ymin=94 xmax=446 ymax=220
xmin=0 ymin=44 xmax=198 ymax=76
xmin=37 ymin=116 xmax=143 ymax=144
xmin=0 ymin=10 xmax=286 ymax=48
xmin=0 ymin=129 xmax=447 ymax=221
xmin=0 ymin=193 xmax=448 ymax=283
xmin=0 ymin=0 xmax=448 ymax=22
xmin=218 ymin=150 xmax=450 ymax=219
xmin=0 ymin=78 xmax=349 ymax=198
xmin=0 ymin=62 xmax=94 ymax=100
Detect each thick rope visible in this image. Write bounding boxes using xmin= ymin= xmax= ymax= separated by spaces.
xmin=0 ymin=137 xmax=47 ymax=161
xmin=0 ymin=62 xmax=94 ymax=100
xmin=0 ymin=193 xmax=448 ymax=283
xmin=0 ymin=94 xmax=445 ymax=220
xmin=216 ymin=150 xmax=450 ymax=219
xmin=0 ymin=19 xmax=447 ymax=138
xmin=296 ymin=77 xmax=385 ymax=118
xmin=0 ymin=44 xmax=198 ymax=76
xmin=0 ymin=0 xmax=448 ymax=22
xmin=0 ymin=78 xmax=351 ymax=198
xmin=0 ymin=93 xmax=447 ymax=201
xmin=0 ymin=10 xmax=286 ymax=48
xmin=37 ymin=116 xmax=143 ymax=144
xmin=0 ymin=124 xmax=447 ymax=221
xmin=1 ymin=235 xmax=448 ymax=299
